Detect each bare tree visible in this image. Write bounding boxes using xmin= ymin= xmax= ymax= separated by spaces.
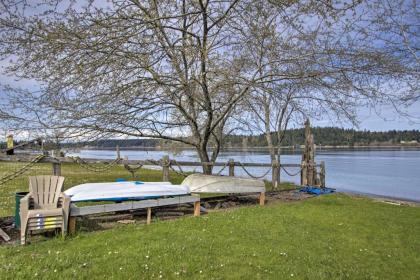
xmin=236 ymin=0 xmax=418 ymax=186
xmin=0 ymin=0 xmax=283 ymax=172
xmin=0 ymin=0 xmax=418 ymax=175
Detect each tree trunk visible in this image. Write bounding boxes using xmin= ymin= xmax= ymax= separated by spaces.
xmin=263 ymin=99 xmax=276 ymax=163
xmin=274 ymin=150 xmax=281 ymax=189
xmin=197 ymin=145 xmax=213 ymax=175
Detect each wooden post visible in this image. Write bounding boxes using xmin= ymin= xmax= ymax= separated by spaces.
xmin=52 ymin=161 xmax=61 ymax=176
xmin=302 ymin=119 xmax=317 ymax=186
xmin=146 ymin=207 xmax=152 ymax=225
xmin=301 ymin=161 xmax=307 ymax=186
xmin=271 ymin=160 xmax=280 ymax=189
xmin=259 ymin=192 xmax=265 ymax=206
xmin=116 ymin=145 xmax=121 ymax=159
xmin=68 ymin=217 xmax=76 ymax=234
xmin=320 ymin=161 xmax=326 ymax=188
xmin=162 ymin=155 xmax=170 ymax=181
xmin=307 ymin=162 xmax=314 ymax=186
xmin=228 ymin=159 xmax=235 ymax=176
xmin=193 ymin=201 xmax=201 ymax=216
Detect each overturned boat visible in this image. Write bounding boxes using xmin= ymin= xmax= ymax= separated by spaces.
xmin=182 ymin=174 xmax=265 ymax=194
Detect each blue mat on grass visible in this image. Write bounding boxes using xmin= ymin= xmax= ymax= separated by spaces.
xmin=299 ymin=186 xmax=335 ymax=195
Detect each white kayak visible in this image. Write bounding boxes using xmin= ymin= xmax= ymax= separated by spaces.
xmin=65 ymin=181 xmax=189 ymax=202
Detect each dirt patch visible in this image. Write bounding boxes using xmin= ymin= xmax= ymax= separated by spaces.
xmin=0 ymin=217 xmax=19 ymax=245
xmin=0 ymin=189 xmax=313 ymax=245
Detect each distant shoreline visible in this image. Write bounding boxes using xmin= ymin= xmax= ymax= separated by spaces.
xmin=340 ymin=189 xmax=420 ymax=205
xmin=68 ymin=145 xmax=420 ymax=152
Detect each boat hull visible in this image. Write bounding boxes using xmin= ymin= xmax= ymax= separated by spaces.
xmin=182 ymin=174 xmax=265 ymax=193
xmin=65 ymin=181 xmax=189 ymax=202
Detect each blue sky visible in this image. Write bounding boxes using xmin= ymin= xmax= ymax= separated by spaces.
xmin=312 ymin=103 xmax=420 ymax=131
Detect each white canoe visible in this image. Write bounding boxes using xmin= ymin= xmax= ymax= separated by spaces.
xmin=65 ymin=181 xmax=189 ymax=202
xmin=182 ymin=174 xmax=265 ymax=193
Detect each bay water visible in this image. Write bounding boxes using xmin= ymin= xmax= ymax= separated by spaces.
xmin=68 ymin=148 xmax=420 ymax=202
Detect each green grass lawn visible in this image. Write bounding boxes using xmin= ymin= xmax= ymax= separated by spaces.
xmin=1 ymin=194 xmax=419 ymax=279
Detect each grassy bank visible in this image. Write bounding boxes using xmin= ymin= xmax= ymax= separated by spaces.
xmin=1 ymin=194 xmax=419 ymax=279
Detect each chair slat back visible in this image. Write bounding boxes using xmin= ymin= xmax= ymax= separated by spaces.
xmin=29 ymin=176 xmax=65 ymax=208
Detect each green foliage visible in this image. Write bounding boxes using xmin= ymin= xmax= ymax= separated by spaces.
xmin=0 ymin=194 xmax=419 ymax=279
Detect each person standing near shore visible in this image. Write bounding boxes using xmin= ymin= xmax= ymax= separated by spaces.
xmin=6 ymin=133 xmax=14 ymax=155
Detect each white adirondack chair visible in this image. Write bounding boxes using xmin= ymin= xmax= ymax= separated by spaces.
xmin=20 ymin=176 xmax=70 ymax=245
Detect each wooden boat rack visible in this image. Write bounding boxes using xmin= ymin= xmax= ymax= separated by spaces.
xmin=68 ymin=195 xmax=201 ymax=234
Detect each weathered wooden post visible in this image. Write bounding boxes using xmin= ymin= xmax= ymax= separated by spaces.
xmin=228 ymin=159 xmax=235 ymax=176
xmin=116 ymin=145 xmax=121 ymax=159
xmin=259 ymin=192 xmax=265 ymax=206
xmin=146 ymin=207 xmax=152 ymax=225
xmin=320 ymin=161 xmax=326 ymax=188
xmin=301 ymin=119 xmax=316 ymax=186
xmin=162 ymin=155 xmax=170 ymax=181
xmin=52 ymin=161 xmax=61 ymax=176
xmin=307 ymin=163 xmax=314 ymax=186
xmin=194 ymin=201 xmax=201 ymax=216
xmin=301 ymin=161 xmax=307 ymax=186
xmin=68 ymin=217 xmax=76 ymax=234
xmin=272 ymin=160 xmax=280 ymax=189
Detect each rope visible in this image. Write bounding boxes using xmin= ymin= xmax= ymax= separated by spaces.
xmin=124 ymin=164 xmax=143 ymax=178
xmin=123 ymin=164 xmax=143 ymax=173
xmin=69 ymin=156 xmax=121 ymax=173
xmin=0 ymin=154 xmax=45 ymax=185
xmin=143 ymin=159 xmax=163 ymax=166
xmin=237 ymin=162 xmax=271 ymax=179
xmin=280 ymin=166 xmax=302 ymax=177
xmin=169 ymin=160 xmax=191 ymax=177
xmin=215 ymin=161 xmax=229 ymax=176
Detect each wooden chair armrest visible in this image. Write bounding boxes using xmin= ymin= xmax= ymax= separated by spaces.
xmin=20 ymin=193 xmax=33 ymax=225
xmin=58 ymin=192 xmax=71 ymax=220
xmin=19 ymin=194 xmax=32 ymax=212
xmin=61 ymin=193 xmax=71 ymax=207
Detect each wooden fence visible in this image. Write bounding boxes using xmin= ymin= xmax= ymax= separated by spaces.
xmin=0 ymin=154 xmax=325 ymax=187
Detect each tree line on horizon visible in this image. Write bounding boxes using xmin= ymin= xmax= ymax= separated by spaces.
xmin=226 ymin=127 xmax=420 ymax=147
xmin=7 ymin=127 xmax=412 ymax=149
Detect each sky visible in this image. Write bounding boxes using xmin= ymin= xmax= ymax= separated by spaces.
xmin=312 ymin=103 xmax=420 ymax=131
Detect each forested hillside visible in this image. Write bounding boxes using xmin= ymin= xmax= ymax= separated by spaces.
xmin=2 ymin=128 xmax=419 ymax=150
xmin=84 ymin=128 xmax=420 ymax=147
xmin=225 ymin=127 xmax=420 ymax=147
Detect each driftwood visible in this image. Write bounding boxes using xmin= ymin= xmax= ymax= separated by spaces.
xmin=0 ymin=228 xmax=10 ymax=242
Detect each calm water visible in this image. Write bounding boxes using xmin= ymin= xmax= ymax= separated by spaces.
xmin=67 ymin=148 xmax=420 ymax=202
